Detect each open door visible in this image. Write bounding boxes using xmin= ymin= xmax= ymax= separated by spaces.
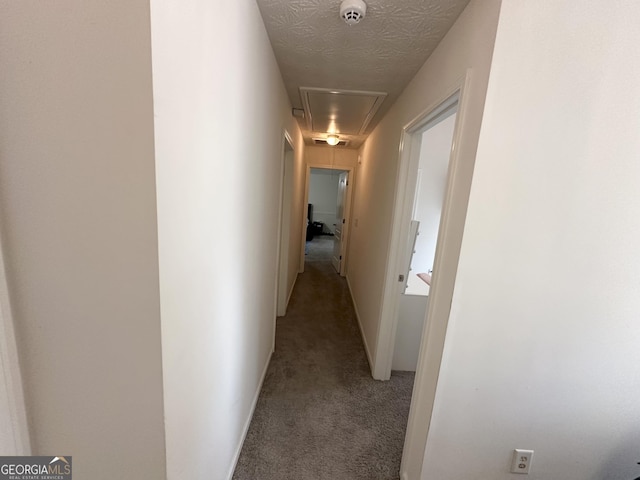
xmin=331 ymin=171 xmax=348 ymax=275
xmin=276 ymin=135 xmax=294 ymax=317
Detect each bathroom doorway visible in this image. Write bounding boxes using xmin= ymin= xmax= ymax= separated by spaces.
xmin=392 ymin=107 xmax=458 ymax=371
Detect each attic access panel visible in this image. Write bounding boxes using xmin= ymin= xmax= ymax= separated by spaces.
xmin=300 ymin=87 xmax=387 ymax=136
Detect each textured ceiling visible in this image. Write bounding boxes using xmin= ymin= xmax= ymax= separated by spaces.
xmin=256 ymin=0 xmax=471 ymax=147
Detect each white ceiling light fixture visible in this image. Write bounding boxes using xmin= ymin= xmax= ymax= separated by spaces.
xmin=326 ymin=135 xmax=340 ymax=146
xmin=340 ymin=0 xmax=367 ymax=25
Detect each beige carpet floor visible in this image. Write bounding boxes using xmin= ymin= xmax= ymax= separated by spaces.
xmin=232 ymin=236 xmax=414 ymax=480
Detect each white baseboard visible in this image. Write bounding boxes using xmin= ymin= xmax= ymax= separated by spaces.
xmin=226 ymin=349 xmax=272 ymax=480
xmin=346 ymin=275 xmax=374 ymax=375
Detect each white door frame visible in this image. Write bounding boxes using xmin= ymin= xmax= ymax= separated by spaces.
xmin=299 ymin=161 xmax=355 ymax=275
xmin=275 ymin=131 xmax=295 ymax=320
xmin=0 ymin=224 xmax=31 ymax=455
xmin=371 ymin=72 xmax=475 ymax=478
xmin=374 ymin=77 xmax=467 ymax=380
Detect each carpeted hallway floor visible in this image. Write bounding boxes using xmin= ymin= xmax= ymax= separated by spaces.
xmin=233 ymin=236 xmax=415 ymax=480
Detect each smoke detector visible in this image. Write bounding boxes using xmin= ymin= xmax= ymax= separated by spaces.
xmin=340 ymin=0 xmax=367 ymax=25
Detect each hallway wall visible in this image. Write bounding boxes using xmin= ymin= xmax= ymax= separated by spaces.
xmin=421 ymin=1 xmax=640 ymax=478
xmin=0 ymin=1 xmax=166 ymax=478
xmin=150 ymin=0 xmax=305 ymax=478
xmin=347 ymin=0 xmax=502 ymax=377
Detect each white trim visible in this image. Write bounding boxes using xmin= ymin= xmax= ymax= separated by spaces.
xmin=226 ymin=349 xmax=272 ymax=480
xmin=0 ymin=225 xmax=31 ymax=455
xmin=346 ymin=275 xmax=373 ymax=370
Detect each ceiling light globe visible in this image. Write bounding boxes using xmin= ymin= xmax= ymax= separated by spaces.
xmin=326 ymin=135 xmax=340 ymax=146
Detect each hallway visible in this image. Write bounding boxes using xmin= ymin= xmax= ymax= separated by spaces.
xmin=233 ymin=236 xmax=414 ymax=480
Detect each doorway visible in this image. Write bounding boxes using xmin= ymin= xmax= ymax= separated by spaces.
xmin=376 ymin=88 xmax=463 ymax=379
xmin=369 ymin=75 xmax=475 ymax=479
xmin=276 ymin=133 xmax=295 ymax=317
xmin=393 ymin=108 xmax=458 ymax=372
xmin=302 ymin=163 xmax=354 ymax=276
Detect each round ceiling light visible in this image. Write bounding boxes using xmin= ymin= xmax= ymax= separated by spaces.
xmin=326 ymin=135 xmax=340 ymax=146
xmin=340 ymin=0 xmax=367 ymax=25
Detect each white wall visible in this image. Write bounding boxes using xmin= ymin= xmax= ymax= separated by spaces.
xmin=421 ymin=1 xmax=640 ymax=479
xmin=348 ymin=0 xmax=502 ymax=377
xmin=305 ymin=146 xmax=359 ymax=170
xmin=0 ymin=1 xmax=166 ymax=477
xmin=309 ymin=169 xmax=344 ymax=234
xmin=150 ymin=0 xmax=305 ymax=478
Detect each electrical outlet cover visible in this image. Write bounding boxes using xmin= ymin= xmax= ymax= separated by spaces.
xmin=511 ymin=449 xmax=534 ymax=474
